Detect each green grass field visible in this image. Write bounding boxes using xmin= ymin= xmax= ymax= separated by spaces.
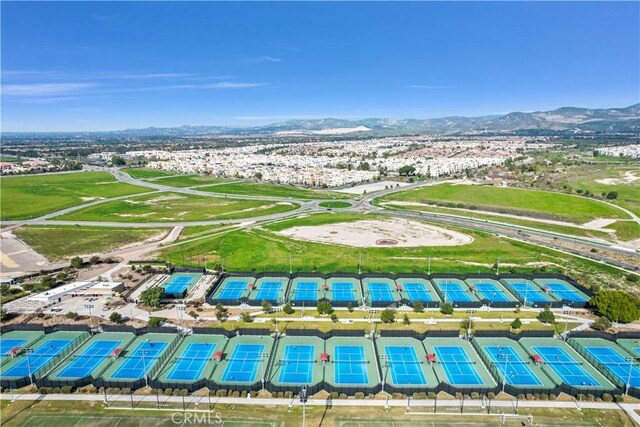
xmin=1 ymin=399 xmax=634 ymax=427
xmin=378 ymin=183 xmax=628 ymax=224
xmin=567 ymin=165 xmax=640 ymax=216
xmin=55 ymin=192 xmax=300 ymax=223
xmin=607 ymin=220 xmax=640 ymax=242
xmin=319 ymin=201 xmax=352 ymax=208
xmin=198 ymin=181 xmax=351 ymax=200
xmin=145 ymin=175 xmax=232 ymax=187
xmin=157 ymin=213 xmax=628 ymax=290
xmin=13 ymin=225 xmax=168 ymax=261
xmin=122 ymin=168 xmax=177 ymax=179
xmin=0 ymin=172 xmax=151 ymax=220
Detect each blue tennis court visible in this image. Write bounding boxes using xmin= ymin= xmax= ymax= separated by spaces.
xmin=2 ymin=339 xmax=73 ymax=377
xmin=439 ymin=282 xmax=471 ymax=302
xmin=403 ymin=282 xmax=433 ymax=302
xmin=164 ymin=276 xmax=195 ymax=295
xmin=332 ymin=282 xmax=356 ymax=302
xmin=533 ymin=346 xmax=599 ymax=387
xmin=1 ymin=339 xmax=27 ymax=357
xmin=584 ymin=347 xmax=640 ymax=387
xmin=255 ymin=281 xmax=282 ymax=301
xmin=434 ymin=346 xmax=483 ymax=385
xmin=220 ymin=344 xmax=264 ymax=383
xmin=167 ymin=342 xmax=217 ymax=381
xmin=510 ymin=282 xmax=549 ymax=303
xmin=334 ymin=346 xmax=368 ymax=385
xmin=544 ymin=283 xmax=588 ymax=303
xmin=485 ymin=346 xmax=543 ymax=386
xmin=57 ymin=340 xmax=120 ymax=378
xmin=475 ymin=283 xmax=511 ymax=302
xmin=278 ymin=345 xmax=315 ymax=384
xmin=294 ymin=282 xmax=318 ymax=301
xmin=368 ymin=282 xmax=393 ymax=302
xmin=110 ymin=341 xmax=167 ymax=379
xmin=384 ymin=346 xmax=427 ymax=385
xmin=218 ymin=280 xmax=248 ymax=300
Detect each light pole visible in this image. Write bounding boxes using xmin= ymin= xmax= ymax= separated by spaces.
xmin=289 ymin=255 xmax=293 ymax=275
xmin=177 ymin=304 xmax=186 ymax=329
xmin=23 ymin=348 xmax=34 ymax=386
xmin=141 ymin=349 xmax=149 ymax=388
xmin=84 ymin=304 xmax=95 ymax=332
xmin=624 ymin=357 xmax=637 ymax=396
xmin=427 ymin=257 xmax=431 ymax=276
xmin=260 ymin=352 xmax=269 ymax=390
xmin=300 ymin=385 xmax=308 ymax=427
xmin=358 ymin=253 xmax=362 ymax=275
xmin=496 ymin=257 xmax=501 ymax=276
xmin=380 ymin=355 xmax=389 ymax=394
xmin=497 ymin=353 xmax=512 ymax=394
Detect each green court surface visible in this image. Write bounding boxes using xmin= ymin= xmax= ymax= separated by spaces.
xmin=99 ymin=333 xmax=179 ymax=383
xmin=0 ymin=331 xmax=45 ymax=361
xmin=500 ymin=278 xmax=559 ymax=306
xmin=430 ymin=278 xmax=481 ymax=304
xmin=422 ymin=337 xmax=496 ymax=388
xmin=395 ymin=277 xmax=441 ymax=305
xmin=154 ymin=334 xmax=228 ymax=385
xmin=210 ymin=335 xmax=274 ymax=386
xmin=268 ymin=335 xmax=324 ymax=387
xmin=324 ymin=336 xmax=380 ymax=389
xmin=1 ymin=172 xmax=150 ymax=220
xmin=464 ymin=278 xmax=518 ymax=303
xmin=326 ymin=277 xmax=363 ymax=305
xmin=473 ymin=337 xmax=555 ymax=389
xmin=210 ymin=276 xmax=255 ymax=302
xmin=518 ymin=338 xmax=614 ymax=390
xmin=19 ymin=415 xmax=280 ymax=427
xmin=362 ymin=277 xmax=402 ymax=306
xmin=617 ymin=339 xmax=640 ymax=358
xmin=0 ymin=331 xmax=88 ymax=380
xmin=374 ymin=337 xmax=438 ymax=388
xmin=248 ymin=276 xmax=290 ymax=304
xmin=46 ymin=332 xmax=136 ymax=381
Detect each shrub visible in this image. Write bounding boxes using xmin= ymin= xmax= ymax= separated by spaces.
xmin=240 ymin=311 xmax=253 ymax=323
xmin=173 ymin=389 xmax=181 ymax=396
xmin=380 ymin=309 xmax=396 ymax=324
xmin=282 ymin=304 xmax=295 ymax=315
xmin=510 ymin=317 xmax=522 ymax=330
xmin=427 ymin=392 xmax=437 ymax=399
xmin=347 ymin=302 xmax=354 ymax=312
xmin=65 ymin=312 xmax=80 ymax=321
xmin=403 ymin=314 xmax=410 ymax=325
xmin=471 ymin=392 xmax=479 ymax=399
xmin=539 ymin=394 xmax=548 ymax=401
xmin=602 ymin=393 xmax=612 ymax=402
xmin=537 ymin=306 xmax=555 ymax=324
xmin=614 ymin=395 xmax=624 ymax=403
xmin=284 ymin=391 xmax=293 ymax=398
xmin=355 ymin=392 xmax=365 ymax=399
xmin=38 ymin=387 xmax=48 ymax=394
xmin=330 ymin=313 xmax=338 ymax=322
xmin=148 ymin=317 xmax=164 ymax=327
xmin=516 ymin=394 xmax=525 ymax=400
xmin=486 ymin=392 xmax=496 ymax=399
xmin=590 ymin=291 xmax=640 ymax=323
xmin=241 ymin=390 xmax=247 ymax=398
xmin=109 ymin=312 xmax=123 ymax=323
xmin=548 ymin=393 xmax=557 ymax=400
xmin=180 ymin=389 xmax=188 ymax=396
xmin=317 ymin=301 xmax=334 ymax=315
xmin=586 ymin=394 xmax=595 ymax=402
xmin=261 ymin=300 xmax=273 ymax=313
xmin=592 ymin=316 xmax=612 ymax=331
xmin=339 ymin=393 xmax=348 ymax=399
xmin=440 ymin=302 xmax=453 ymax=315
xmin=231 ymin=391 xmax=240 ymax=398
xmin=412 ymin=302 xmax=424 ymax=313
xmin=455 ymin=392 xmax=462 ymax=399
xmin=164 ymin=388 xmax=173 ymax=396
xmin=330 ymin=391 xmax=339 ymax=399
xmin=216 ymin=389 xmax=227 ymax=397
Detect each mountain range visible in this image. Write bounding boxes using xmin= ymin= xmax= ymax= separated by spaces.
xmin=5 ymin=104 xmax=640 ymax=137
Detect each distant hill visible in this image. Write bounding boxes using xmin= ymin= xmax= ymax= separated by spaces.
xmin=4 ymin=104 xmax=639 ymax=137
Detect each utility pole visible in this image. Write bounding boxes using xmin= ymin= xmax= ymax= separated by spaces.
xmin=300 ymin=385 xmax=308 ymax=427
xmin=427 ymin=257 xmax=431 ymax=275
xmin=289 ymin=255 xmax=293 ymax=275
xmin=84 ymin=304 xmax=95 ymax=333
xmin=496 ymin=257 xmax=501 ymax=276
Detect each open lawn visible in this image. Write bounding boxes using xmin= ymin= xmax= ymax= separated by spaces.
xmin=0 ymin=172 xmax=150 ymax=220
xmin=319 ymin=201 xmax=353 ymax=208
xmin=13 ymin=225 xmax=168 ymax=261
xmin=378 ymin=183 xmax=628 ymax=224
xmin=1 ymin=399 xmax=633 ymax=427
xmin=55 ymin=192 xmax=300 ymax=223
xmin=198 ymin=181 xmax=351 ymax=200
xmin=607 ymin=220 xmax=640 ymax=242
xmin=146 ymin=174 xmax=233 ymax=187
xmin=157 ymin=213 xmax=628 ymax=290
xmin=566 ymin=165 xmax=640 ymax=216
xmin=122 ymin=168 xmax=177 ymax=179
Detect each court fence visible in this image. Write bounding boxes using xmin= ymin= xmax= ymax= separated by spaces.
xmin=567 ymin=330 xmax=640 ymax=341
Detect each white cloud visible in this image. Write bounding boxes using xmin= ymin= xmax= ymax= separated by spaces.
xmin=2 ymin=82 xmax=98 ymax=96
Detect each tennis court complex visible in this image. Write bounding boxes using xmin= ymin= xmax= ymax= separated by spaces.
xmin=465 ymin=278 xmax=517 ymax=303
xmin=617 ymin=339 xmax=640 ymax=358
xmin=99 ymin=333 xmax=177 ymax=383
xmin=501 ymin=278 xmax=555 ymax=306
xmin=209 ymin=275 xmax=254 ymax=303
xmin=376 ymin=337 xmax=436 ymax=389
xmin=569 ymin=338 xmax=640 ymax=388
xmin=270 ymin=336 xmax=322 ymax=387
xmin=475 ymin=338 xmax=552 ymax=388
xmin=288 ymin=277 xmax=322 ymax=303
xmin=156 ymin=334 xmax=228 ymax=386
xmin=424 ymin=338 xmax=495 ymax=387
xmin=248 ymin=276 xmax=289 ymax=304
xmin=395 ymin=278 xmax=439 ymax=304
xmin=325 ymin=337 xmax=378 ymax=390
xmin=431 ymin=278 xmax=478 ymax=303
xmin=533 ymin=278 xmax=589 ymax=304
xmin=212 ymin=335 xmax=274 ymax=385
xmin=162 ymin=273 xmax=202 ymax=298
xmin=47 ymin=332 xmax=135 ymax=382
xmin=0 ymin=331 xmax=87 ymax=381
xmin=362 ymin=277 xmax=400 ymax=306
xmin=326 ymin=277 xmax=363 ymax=305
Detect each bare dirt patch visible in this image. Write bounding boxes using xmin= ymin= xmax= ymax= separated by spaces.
xmin=276 ymin=218 xmax=473 ymax=247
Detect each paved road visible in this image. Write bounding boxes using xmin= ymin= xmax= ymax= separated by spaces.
xmin=2 ymin=393 xmax=639 ymax=425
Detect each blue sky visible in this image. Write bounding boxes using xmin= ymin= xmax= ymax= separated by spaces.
xmin=2 ymin=1 xmax=639 ymax=131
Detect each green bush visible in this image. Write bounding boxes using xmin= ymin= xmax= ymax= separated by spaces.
xmin=516 ymin=394 xmax=525 ymax=400
xmin=231 ymin=391 xmax=240 ymax=398
xmin=548 ymin=393 xmax=557 ymax=400
xmin=586 ymin=394 xmax=595 ymax=402
xmin=216 ymin=389 xmax=227 ymax=397
xmin=602 ymin=393 xmax=612 ymax=402
xmin=539 ymin=394 xmax=548 ymax=401
xmin=412 ymin=302 xmax=424 ymax=313
xmin=355 ymin=392 xmax=365 ymax=399
xmin=590 ymin=291 xmax=640 ymax=323
xmin=427 ymin=392 xmax=437 ymax=399
xmin=486 ymin=392 xmax=496 ymax=399
xmin=284 ymin=391 xmax=293 ymax=398
xmin=317 ymin=301 xmax=334 ymax=315
xmin=380 ymin=309 xmax=395 ymax=324
xmin=60 ymin=386 xmax=73 ymax=394
xmin=537 ymin=306 xmax=555 ymax=324
xmin=510 ymin=317 xmax=522 ymax=330
xmin=330 ymin=391 xmax=339 ymax=399
xmin=282 ymin=304 xmax=295 ymax=315
xmin=592 ymin=316 xmax=612 ymax=331
xmin=440 ymin=302 xmax=453 ymax=315
xmin=339 ymin=393 xmax=348 ymax=399
xmin=148 ymin=317 xmax=164 ymax=327
xmin=614 ymin=395 xmax=624 ymax=403
xmin=471 ymin=392 xmax=480 ymax=399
